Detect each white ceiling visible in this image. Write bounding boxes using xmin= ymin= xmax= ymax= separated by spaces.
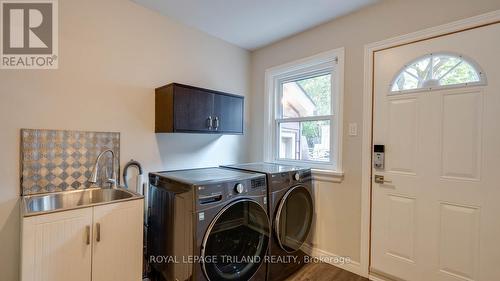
xmin=132 ymin=0 xmax=379 ymax=50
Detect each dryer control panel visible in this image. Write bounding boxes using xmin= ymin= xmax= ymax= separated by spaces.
xmin=268 ymin=169 xmax=312 ymax=193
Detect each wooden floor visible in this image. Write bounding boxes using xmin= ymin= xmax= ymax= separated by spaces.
xmin=286 ymin=263 xmax=368 ymax=281
xmin=145 ymin=262 xmax=368 ymax=281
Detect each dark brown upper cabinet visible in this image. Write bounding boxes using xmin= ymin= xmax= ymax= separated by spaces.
xmin=155 ymin=83 xmax=244 ymax=134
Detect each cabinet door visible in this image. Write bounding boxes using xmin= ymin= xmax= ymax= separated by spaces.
xmin=174 ymin=85 xmax=214 ymax=132
xmin=213 ymin=94 xmax=244 ymax=134
xmin=92 ymin=199 xmax=143 ymax=281
xmin=21 ymin=208 xmax=93 ymax=281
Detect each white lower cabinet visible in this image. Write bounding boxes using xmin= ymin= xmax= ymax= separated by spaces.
xmin=21 ymin=199 xmax=143 ymax=281
xmin=92 ymin=200 xmax=144 ymax=281
xmin=21 ymin=207 xmax=93 ymax=281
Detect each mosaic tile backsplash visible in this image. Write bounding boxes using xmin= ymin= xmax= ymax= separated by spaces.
xmin=21 ymin=129 xmax=120 ymax=195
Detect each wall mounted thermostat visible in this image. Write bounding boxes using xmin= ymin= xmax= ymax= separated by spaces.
xmin=373 ymin=145 xmax=385 ymax=170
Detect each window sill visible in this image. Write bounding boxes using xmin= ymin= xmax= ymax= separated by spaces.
xmin=311 ymin=169 xmax=344 ymax=183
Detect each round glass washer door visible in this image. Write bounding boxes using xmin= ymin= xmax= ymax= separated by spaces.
xmin=274 ymin=185 xmax=314 ymax=253
xmin=201 ymin=199 xmax=270 ymax=281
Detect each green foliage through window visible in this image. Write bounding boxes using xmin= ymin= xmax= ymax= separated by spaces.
xmin=297 ymin=74 xmax=331 ymax=116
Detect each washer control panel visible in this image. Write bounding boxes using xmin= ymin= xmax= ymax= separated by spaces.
xmin=195 ymin=175 xmax=266 ymax=210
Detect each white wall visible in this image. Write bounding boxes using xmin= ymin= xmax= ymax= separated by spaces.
xmin=0 ymin=0 xmax=250 ymax=280
xmin=249 ymin=0 xmax=500 ymax=267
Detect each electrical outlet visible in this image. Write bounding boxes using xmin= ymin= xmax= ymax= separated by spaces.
xmin=349 ymin=123 xmax=358 ymax=136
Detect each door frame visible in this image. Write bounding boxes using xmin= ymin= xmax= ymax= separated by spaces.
xmin=360 ymin=10 xmax=500 ymax=279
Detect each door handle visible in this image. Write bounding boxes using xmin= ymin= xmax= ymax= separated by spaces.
xmin=374 ymin=175 xmax=392 ymax=184
xmin=85 ymin=225 xmax=90 ymax=245
xmin=96 ymin=223 xmax=101 ymax=242
xmin=207 ymin=116 xmax=213 ymax=130
xmin=214 ymin=117 xmax=219 ymax=130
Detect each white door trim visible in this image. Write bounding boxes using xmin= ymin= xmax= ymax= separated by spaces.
xmin=360 ymin=10 xmax=500 ymax=278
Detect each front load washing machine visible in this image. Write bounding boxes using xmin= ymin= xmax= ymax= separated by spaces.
xmin=222 ymin=163 xmax=314 ymax=281
xmin=147 ymin=167 xmax=270 ymax=281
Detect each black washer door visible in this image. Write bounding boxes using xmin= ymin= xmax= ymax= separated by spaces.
xmin=202 ymin=199 xmax=270 ymax=281
xmin=275 ymin=185 xmax=314 ymax=253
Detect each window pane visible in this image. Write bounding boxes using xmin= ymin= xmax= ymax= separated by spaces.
xmin=279 ymin=120 xmax=330 ymax=162
xmin=432 ymin=55 xmax=461 ymax=80
xmin=439 ymin=60 xmax=480 ymax=85
xmin=282 ymin=74 xmax=331 ymax=118
xmin=406 ymin=57 xmax=431 ymax=78
xmin=392 ymin=71 xmax=419 ymax=91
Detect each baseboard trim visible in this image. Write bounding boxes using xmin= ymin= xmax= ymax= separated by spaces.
xmin=301 ymin=243 xmax=363 ymax=277
xmin=369 ymin=274 xmax=390 ymax=281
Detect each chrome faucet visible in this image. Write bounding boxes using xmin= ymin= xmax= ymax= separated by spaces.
xmin=89 ymin=149 xmax=118 ymax=188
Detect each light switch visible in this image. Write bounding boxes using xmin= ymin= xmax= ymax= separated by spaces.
xmin=348 ymin=123 xmax=358 ymax=136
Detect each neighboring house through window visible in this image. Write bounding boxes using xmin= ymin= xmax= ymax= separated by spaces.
xmin=264 ymin=48 xmax=344 ymax=171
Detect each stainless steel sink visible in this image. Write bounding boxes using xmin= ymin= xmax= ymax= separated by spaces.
xmin=22 ymin=188 xmax=143 ymax=217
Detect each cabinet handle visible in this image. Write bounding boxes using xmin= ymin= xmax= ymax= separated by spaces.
xmin=207 ymin=116 xmax=213 ymax=130
xmin=96 ymin=223 xmax=101 ymax=242
xmin=214 ymin=117 xmax=219 ymax=130
xmin=85 ymin=225 xmax=90 ymax=245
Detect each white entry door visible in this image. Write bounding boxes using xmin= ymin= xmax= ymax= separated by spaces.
xmin=371 ymin=23 xmax=500 ymax=281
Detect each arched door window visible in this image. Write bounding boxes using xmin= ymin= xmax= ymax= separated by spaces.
xmin=390 ymin=53 xmax=486 ymax=93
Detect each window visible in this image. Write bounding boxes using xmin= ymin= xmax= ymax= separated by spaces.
xmin=278 ymin=75 xmax=332 ymax=162
xmin=391 ymin=53 xmax=486 ymax=93
xmin=264 ymin=49 xmax=344 ymax=171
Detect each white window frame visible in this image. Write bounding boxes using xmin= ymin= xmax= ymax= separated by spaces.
xmin=263 ymin=48 xmax=344 ymax=172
